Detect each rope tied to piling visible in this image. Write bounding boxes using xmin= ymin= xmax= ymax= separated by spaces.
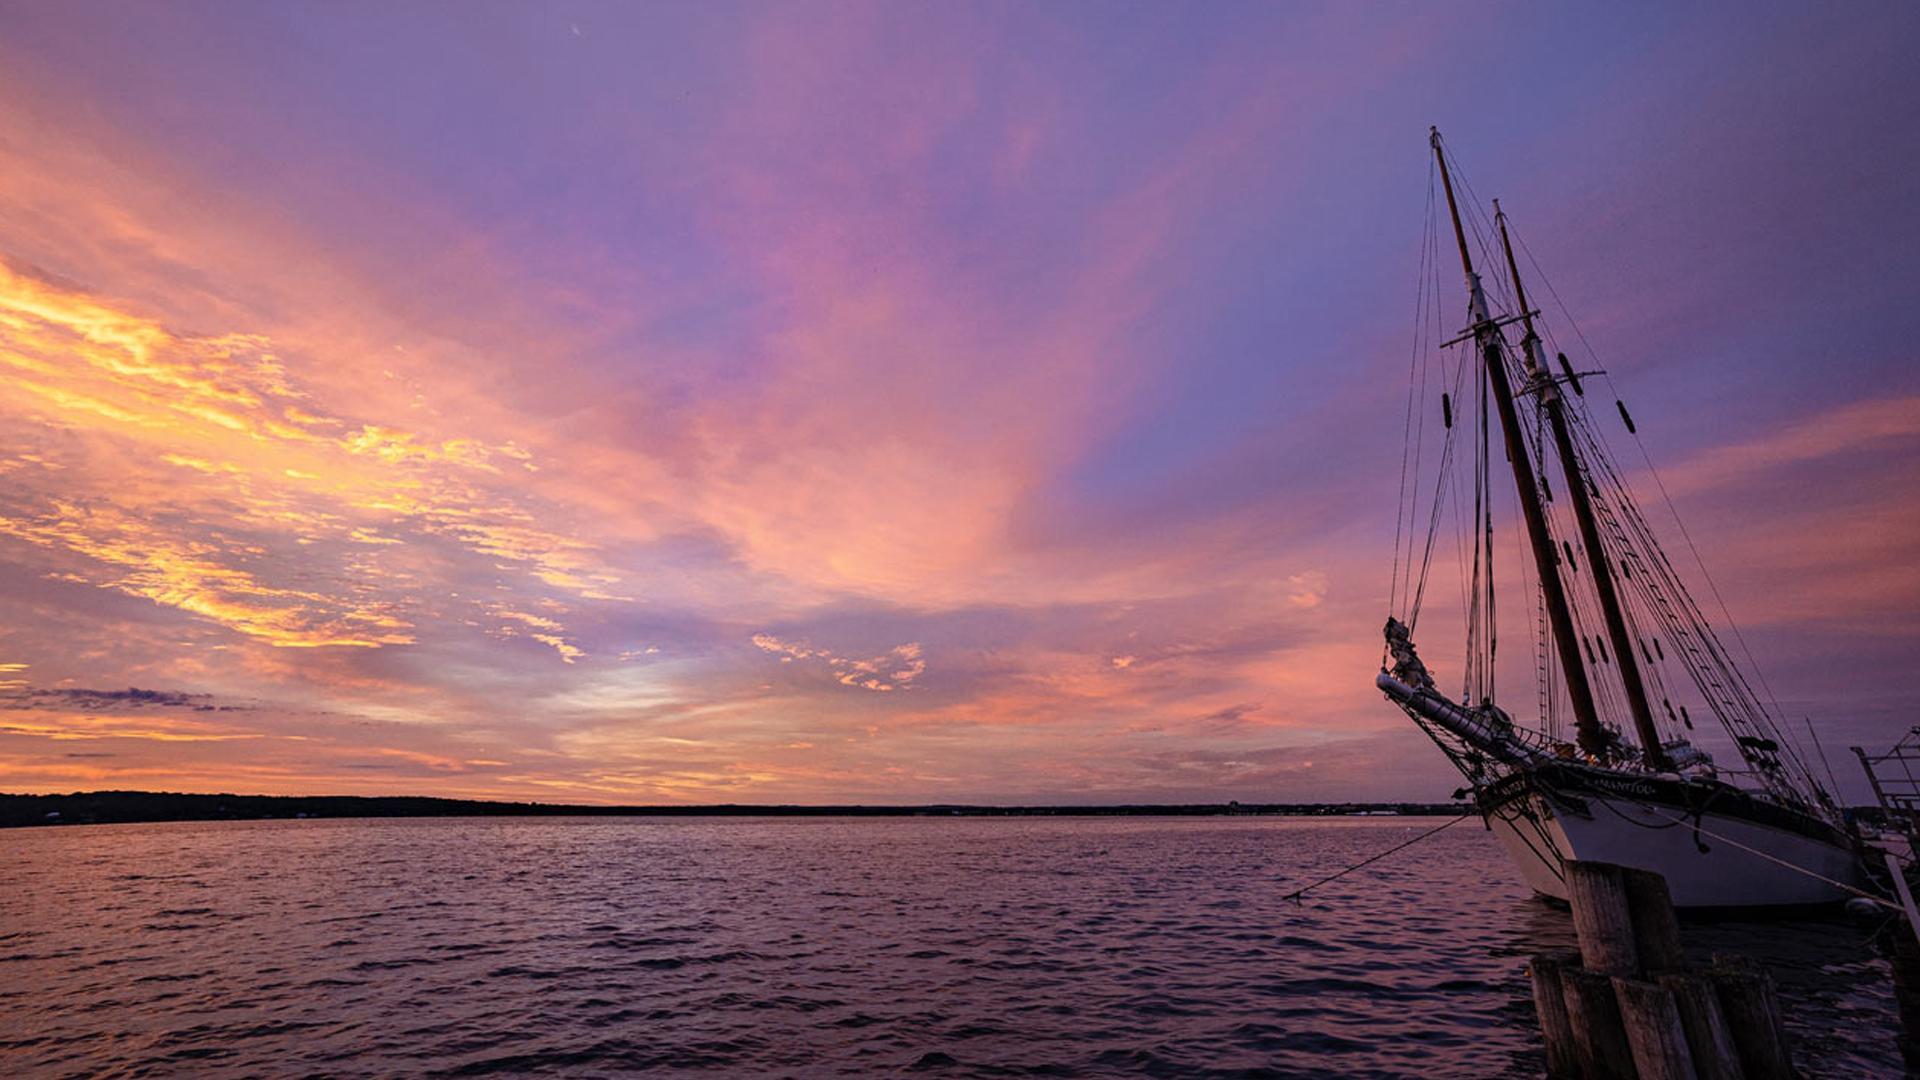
xmin=1282 ymin=812 xmax=1471 ymax=902
xmin=1626 ymin=800 xmax=1903 ymax=913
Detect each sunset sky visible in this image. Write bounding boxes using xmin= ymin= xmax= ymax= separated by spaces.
xmin=1 ymin=3 xmax=1916 ymax=803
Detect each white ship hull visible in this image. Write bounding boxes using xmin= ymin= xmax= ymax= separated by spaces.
xmin=1377 ymin=672 xmax=1865 ymax=909
xmin=1483 ymin=785 xmax=1863 ymax=909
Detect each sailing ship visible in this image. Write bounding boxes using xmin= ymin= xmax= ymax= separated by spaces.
xmin=1377 ymin=129 xmax=1865 ymax=909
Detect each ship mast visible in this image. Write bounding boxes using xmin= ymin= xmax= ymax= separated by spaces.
xmin=1429 ymin=128 xmax=1609 ymax=760
xmin=1495 ymin=202 xmax=1670 ymax=770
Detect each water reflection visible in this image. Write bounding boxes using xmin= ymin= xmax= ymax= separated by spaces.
xmin=0 ymin=816 xmax=1902 ymax=1078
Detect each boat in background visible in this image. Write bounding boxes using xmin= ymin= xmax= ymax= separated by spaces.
xmin=1375 ymin=129 xmax=1865 ymax=909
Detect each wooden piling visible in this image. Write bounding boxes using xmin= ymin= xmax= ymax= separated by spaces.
xmin=1567 ymin=861 xmax=1639 ymax=976
xmin=1614 ymin=976 xmax=1700 ymax=1080
xmin=1621 ymin=866 xmax=1686 ymax=974
xmin=1533 ymin=863 xmax=1790 ymax=1079
xmin=1529 ymin=949 xmax=1583 ymax=1078
xmin=1562 ymin=966 xmax=1638 ymax=1080
xmin=1656 ymin=972 xmax=1744 ymax=1080
xmin=1886 ymin=915 xmax=1920 ymax=1070
xmin=1709 ymin=955 xmax=1793 ymax=1080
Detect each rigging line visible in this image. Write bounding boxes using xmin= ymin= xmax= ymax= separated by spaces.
xmin=1440 ymin=146 xmax=1515 ymax=311
xmin=1522 ymin=406 xmax=1556 ymax=735
xmin=1441 ymin=251 xmax=1479 ymax=638
xmin=1592 ymin=792 xmax=1691 ymax=831
xmin=1410 ymin=366 xmax=1454 ymax=628
xmin=1484 ymin=353 xmax=1497 ymax=705
xmin=1403 ymin=168 xmax=1442 ymax=614
xmin=1513 ymin=229 xmax=1799 ymax=746
xmin=1391 ymin=167 xmax=1436 ymax=617
xmin=1576 ymin=412 xmax=1823 ymax=796
xmin=1521 ymin=262 xmax=1818 ymax=794
xmin=1464 ymin=350 xmax=1488 ymax=700
xmin=1409 ymin=213 xmax=1446 ymax=617
xmin=1280 ymin=812 xmax=1471 ymax=902
xmin=1408 ymin=711 xmax=1485 ymax=787
xmin=1411 ymin=406 xmax=1454 ymax=629
xmin=1511 ymin=229 xmax=1604 ymax=369
xmin=1626 ymin=801 xmax=1899 ymax=912
xmin=1507 ymin=807 xmax=1567 ymax=882
xmin=1625 ymin=417 xmax=1799 ymax=734
xmin=1576 ymin=443 xmax=1681 ymax=743
xmin=1394 ymin=202 xmax=1432 ymax=624
xmin=1448 ymin=400 xmax=1477 ymax=666
xmin=1410 ymin=337 xmax=1477 ymax=630
xmin=1407 ymin=360 xmax=1437 ymax=619
xmin=1485 ymin=786 xmax=1569 ymax=886
xmin=1807 ymin=715 xmax=1845 ymax=808
xmin=1580 ymin=441 xmax=1729 ymax=735
xmin=1403 ymin=208 xmax=1448 ymax=625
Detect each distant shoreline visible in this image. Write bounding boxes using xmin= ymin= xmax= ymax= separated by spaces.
xmin=1 ymin=791 xmax=1473 ymax=829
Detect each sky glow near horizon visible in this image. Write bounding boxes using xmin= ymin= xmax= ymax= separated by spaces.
xmin=0 ymin=3 xmax=1916 ymax=803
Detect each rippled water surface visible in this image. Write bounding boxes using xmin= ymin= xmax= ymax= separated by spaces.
xmin=0 ymin=817 xmax=1904 ymax=1077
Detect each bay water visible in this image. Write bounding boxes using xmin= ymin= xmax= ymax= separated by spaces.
xmin=0 ymin=816 xmax=1901 ymax=1076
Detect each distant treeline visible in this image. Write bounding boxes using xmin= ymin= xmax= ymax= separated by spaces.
xmin=0 ymin=791 xmax=1473 ymax=829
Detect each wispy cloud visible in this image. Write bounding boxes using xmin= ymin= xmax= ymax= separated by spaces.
xmin=1654 ymin=396 xmax=1920 ymax=496
xmin=0 ymin=4 xmax=1913 ymax=801
xmin=751 ymin=634 xmax=925 ymax=692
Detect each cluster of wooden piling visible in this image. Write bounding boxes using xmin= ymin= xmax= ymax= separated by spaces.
xmin=1529 ymin=861 xmax=1795 ymax=1079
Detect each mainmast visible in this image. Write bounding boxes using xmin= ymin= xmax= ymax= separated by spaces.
xmin=1495 ymin=202 xmax=1670 ymax=770
xmin=1429 ymin=128 xmax=1609 ymax=760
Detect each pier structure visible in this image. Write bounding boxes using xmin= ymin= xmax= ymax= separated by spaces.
xmin=1528 ymin=860 xmax=1795 ymax=1079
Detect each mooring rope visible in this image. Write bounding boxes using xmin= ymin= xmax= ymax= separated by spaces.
xmin=1626 ymin=801 xmax=1901 ymax=913
xmin=1282 ymin=812 xmax=1471 ymax=903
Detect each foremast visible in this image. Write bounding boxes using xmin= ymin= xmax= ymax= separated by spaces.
xmin=1428 ymin=128 xmax=1614 ymax=763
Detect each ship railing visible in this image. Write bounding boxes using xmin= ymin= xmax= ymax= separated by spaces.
xmin=1854 ymin=729 xmax=1920 ymax=837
